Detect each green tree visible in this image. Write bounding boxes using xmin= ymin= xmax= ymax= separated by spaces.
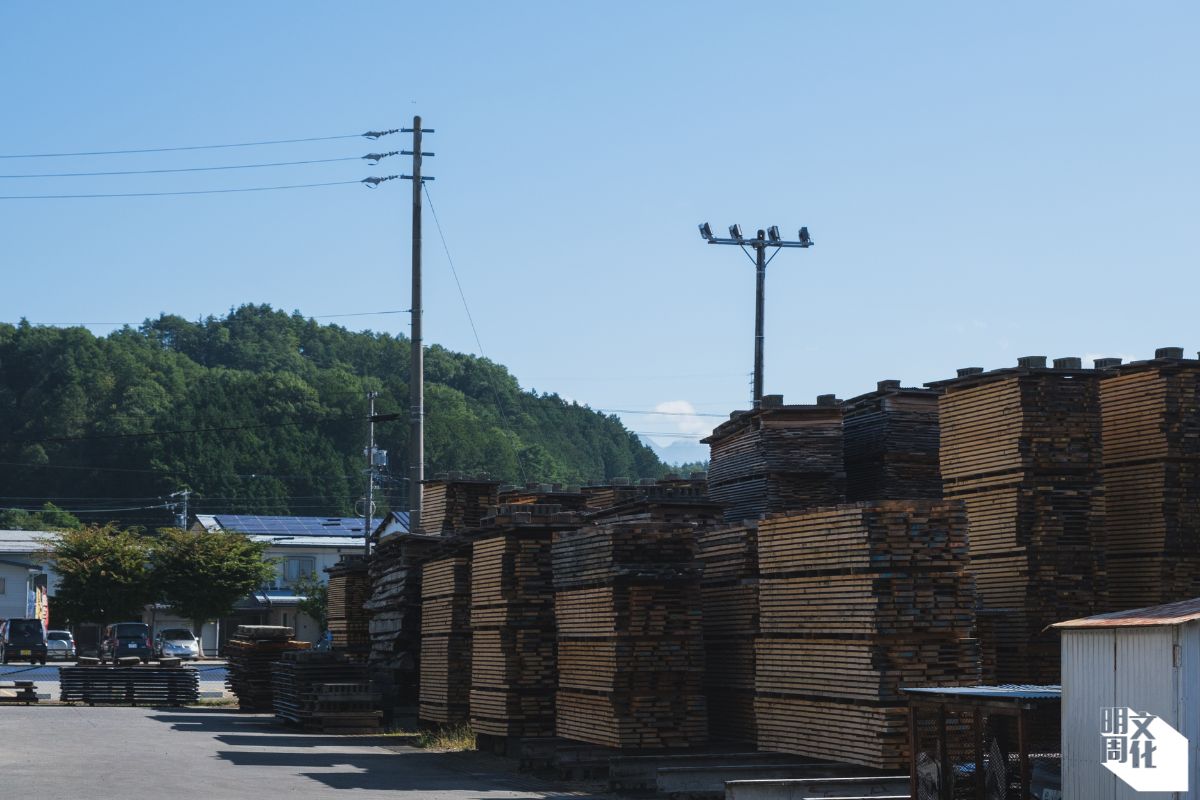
xmin=150 ymin=528 xmax=277 ymax=655
xmin=292 ymin=572 xmax=328 ymax=631
xmin=42 ymin=525 xmax=156 ymax=630
xmin=0 ymin=502 xmax=83 ymax=532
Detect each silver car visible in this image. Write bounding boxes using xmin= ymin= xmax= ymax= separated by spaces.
xmin=46 ymin=629 xmax=76 ymax=661
xmin=155 ymin=628 xmax=200 ymax=660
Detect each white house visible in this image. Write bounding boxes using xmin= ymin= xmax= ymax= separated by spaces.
xmin=0 ymin=530 xmax=52 ymax=622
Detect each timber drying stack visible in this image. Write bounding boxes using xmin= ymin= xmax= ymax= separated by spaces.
xmin=225 ymin=625 xmax=311 ymax=711
xmin=1099 ymin=349 xmax=1200 ymax=608
xmin=499 ymin=483 xmax=589 ymax=511
xmin=421 ymin=475 xmax=501 ymax=533
xmin=843 ymin=380 xmax=943 ymax=502
xmin=930 ymin=356 xmax=1106 ymax=684
xmin=365 ymin=532 xmax=439 ymax=716
xmin=553 ymin=520 xmax=707 ymax=750
xmin=469 ymin=505 xmax=578 ymax=740
xmin=755 ymin=501 xmax=979 ymax=770
xmin=419 ymin=555 xmax=472 ymax=725
xmin=696 ymin=521 xmax=759 ymax=744
xmin=703 ymin=395 xmax=846 ymax=523
xmin=326 ymin=556 xmax=371 ymax=659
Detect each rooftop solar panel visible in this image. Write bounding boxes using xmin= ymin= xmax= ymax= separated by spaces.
xmin=213 ymin=514 xmax=368 ymax=536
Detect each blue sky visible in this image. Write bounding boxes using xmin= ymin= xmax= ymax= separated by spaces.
xmin=2 ymin=3 xmax=1197 ymax=464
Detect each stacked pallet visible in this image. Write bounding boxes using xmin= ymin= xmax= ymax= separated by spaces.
xmin=843 ymin=381 xmax=942 ymax=501
xmin=60 ymin=664 xmax=200 ymax=706
xmin=469 ymin=508 xmax=576 ymax=739
xmin=696 ymin=521 xmax=759 ymax=743
xmin=553 ymin=520 xmax=707 ymax=749
xmin=1100 ymin=350 xmax=1200 ymax=607
xmin=272 ymin=650 xmax=381 ymax=732
xmin=365 ymin=532 xmax=440 ymax=712
xmin=422 ymin=476 xmax=501 ymax=533
xmin=326 ymin=556 xmax=371 ymax=658
xmin=419 ymin=555 xmax=472 ymax=725
xmin=755 ymin=502 xmax=979 ymax=770
xmin=930 ymin=358 xmax=1105 ymax=684
xmin=225 ymin=626 xmax=311 ymax=711
xmin=703 ymin=396 xmax=846 ymax=523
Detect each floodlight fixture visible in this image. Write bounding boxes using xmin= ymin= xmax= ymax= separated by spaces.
xmin=729 ymin=224 xmax=744 ymax=241
xmin=699 ymin=222 xmax=713 ymax=240
xmin=798 ymin=226 xmax=812 ymax=246
xmin=767 ymin=225 xmax=781 ymax=243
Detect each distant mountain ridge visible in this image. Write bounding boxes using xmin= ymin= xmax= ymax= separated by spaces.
xmin=0 ymin=305 xmax=666 ymax=526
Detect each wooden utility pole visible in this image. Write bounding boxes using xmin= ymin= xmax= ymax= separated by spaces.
xmin=406 ymin=116 xmax=429 ymax=532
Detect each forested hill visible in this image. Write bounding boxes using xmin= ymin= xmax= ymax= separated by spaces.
xmin=0 ymin=305 xmax=667 ymax=527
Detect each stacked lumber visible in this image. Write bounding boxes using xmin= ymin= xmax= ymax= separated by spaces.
xmin=499 ymin=483 xmax=588 ymax=511
xmin=553 ymin=520 xmax=707 ymax=749
xmin=419 ymin=555 xmax=472 ymax=724
xmin=843 ymin=381 xmax=943 ymax=502
xmin=696 ymin=521 xmax=758 ymax=743
xmin=421 ymin=475 xmax=501 ymax=533
xmin=582 ymin=474 xmax=709 ymax=513
xmin=272 ymin=650 xmax=381 ymax=732
xmin=587 ymin=485 xmax=722 ymax=528
xmin=0 ymin=681 xmax=37 ymax=704
xmin=326 ymin=556 xmax=371 ymax=658
xmin=365 ymin=532 xmax=440 ymax=712
xmin=1100 ymin=351 xmax=1200 ymax=607
xmin=703 ymin=398 xmax=846 ymax=523
xmin=60 ymin=664 xmax=199 ymax=706
xmin=931 ymin=359 xmax=1105 ymax=684
xmin=225 ymin=626 xmax=311 ymax=711
xmin=469 ymin=508 xmax=576 ymax=739
xmin=755 ymin=502 xmax=979 ymax=771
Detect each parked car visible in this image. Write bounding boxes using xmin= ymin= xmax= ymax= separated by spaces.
xmin=100 ymin=621 xmax=152 ymax=664
xmin=0 ymin=618 xmax=48 ymax=664
xmin=154 ymin=628 xmax=200 ymax=660
xmin=46 ymin=629 xmax=76 ymax=661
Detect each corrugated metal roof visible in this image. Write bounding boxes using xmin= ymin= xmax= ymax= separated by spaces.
xmin=1052 ymin=596 xmax=1200 ymax=629
xmin=901 ymin=684 xmax=1061 ymax=699
xmin=0 ymin=530 xmax=55 ymax=554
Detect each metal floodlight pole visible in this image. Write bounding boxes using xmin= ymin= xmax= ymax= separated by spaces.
xmin=698 ymin=222 xmax=814 ymax=409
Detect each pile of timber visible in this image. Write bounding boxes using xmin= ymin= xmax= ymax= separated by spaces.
xmin=422 ymin=475 xmax=501 ymax=533
xmin=581 ymin=474 xmax=709 ymax=513
xmin=0 ymin=681 xmax=37 ymax=704
xmin=696 ymin=521 xmax=758 ymax=744
xmin=553 ymin=520 xmax=707 ymax=749
xmin=930 ymin=357 xmax=1105 ymax=684
xmin=755 ymin=501 xmax=979 ymax=771
xmin=843 ymin=380 xmax=943 ymax=501
xmin=272 ymin=650 xmax=381 ymax=732
xmin=469 ymin=506 xmax=577 ymax=739
xmin=365 ymin=532 xmax=439 ymax=714
xmin=327 ymin=556 xmax=371 ymax=658
xmin=60 ymin=663 xmax=200 ymax=706
xmin=703 ymin=396 xmax=846 ymax=523
xmin=499 ymin=483 xmax=589 ymax=511
xmin=419 ymin=555 xmax=472 ymax=725
xmin=1100 ymin=349 xmax=1200 ymax=607
xmin=225 ymin=626 xmax=311 ymax=711
xmin=586 ymin=485 xmax=722 ymax=527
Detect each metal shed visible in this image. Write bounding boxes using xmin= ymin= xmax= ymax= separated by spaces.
xmin=1054 ymin=597 xmax=1200 ymax=799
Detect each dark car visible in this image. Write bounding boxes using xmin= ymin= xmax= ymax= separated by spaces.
xmin=0 ymin=618 xmax=48 ymax=664
xmin=100 ymin=621 xmax=153 ymax=664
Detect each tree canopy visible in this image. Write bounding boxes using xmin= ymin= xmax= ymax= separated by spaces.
xmin=150 ymin=528 xmax=276 ymax=631
xmin=0 ymin=305 xmax=669 ymax=528
xmin=42 ymin=525 xmax=156 ymax=626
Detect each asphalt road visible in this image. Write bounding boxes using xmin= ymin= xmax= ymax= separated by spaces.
xmin=0 ymin=706 xmax=605 ymax=800
xmin=0 ymin=661 xmax=230 ymax=699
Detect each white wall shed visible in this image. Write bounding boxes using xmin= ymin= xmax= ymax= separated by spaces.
xmin=1055 ymin=598 xmax=1200 ymax=800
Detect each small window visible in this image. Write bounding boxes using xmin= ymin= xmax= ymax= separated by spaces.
xmin=0 ymin=577 xmax=6 ymax=595
xmin=284 ymin=557 xmax=316 ymax=584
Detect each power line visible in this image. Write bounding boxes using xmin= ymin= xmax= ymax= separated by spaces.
xmin=0 ymin=179 xmax=365 ymax=200
xmin=6 ymin=310 xmax=407 ymax=326
xmin=423 ymin=180 xmax=529 ymax=484
xmin=597 ymin=407 xmax=727 ymax=418
xmin=0 ymin=130 xmax=398 ymax=160
xmin=0 ymin=156 xmax=365 ymax=179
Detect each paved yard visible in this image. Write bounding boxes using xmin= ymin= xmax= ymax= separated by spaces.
xmin=0 ymin=705 xmax=605 ymax=800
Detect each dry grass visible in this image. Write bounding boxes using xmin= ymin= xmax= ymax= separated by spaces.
xmin=416 ymin=723 xmax=476 ymax=751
